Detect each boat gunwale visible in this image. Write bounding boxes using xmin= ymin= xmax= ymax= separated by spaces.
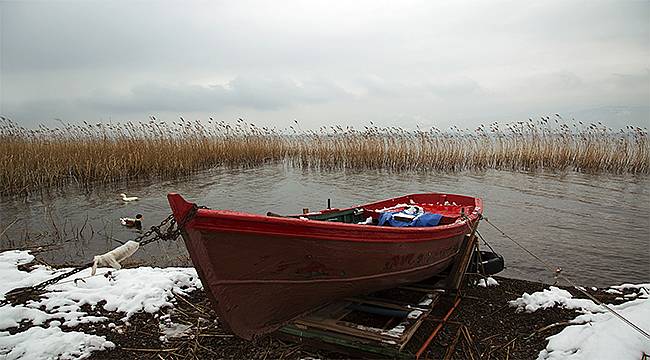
xmin=177 ymin=192 xmax=482 ymax=243
xmin=187 ymin=215 xmax=475 ymax=242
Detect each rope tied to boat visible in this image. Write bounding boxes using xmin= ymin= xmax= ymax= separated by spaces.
xmin=0 ymin=204 xmax=204 ymax=307
xmin=91 ymin=240 xmax=140 ymax=275
xmin=482 ymin=217 xmax=650 ymax=341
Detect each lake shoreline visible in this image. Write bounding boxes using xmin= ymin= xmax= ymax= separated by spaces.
xmin=79 ymin=274 xmax=639 ymax=359
xmin=3 ymin=247 xmax=644 ymax=359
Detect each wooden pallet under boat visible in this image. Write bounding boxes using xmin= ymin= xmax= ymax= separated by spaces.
xmin=276 ymin=273 xmax=465 ymax=359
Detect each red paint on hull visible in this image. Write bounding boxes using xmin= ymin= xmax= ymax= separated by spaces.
xmin=168 ymin=192 xmax=482 ymax=340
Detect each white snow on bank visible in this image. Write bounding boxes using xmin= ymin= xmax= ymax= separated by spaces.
xmin=509 ymin=286 xmax=600 ymax=313
xmin=604 ymin=288 xmax=623 ymax=295
xmin=611 ymin=283 xmax=650 ymax=294
xmin=0 ymin=251 xmax=54 ymax=299
xmin=0 ymin=326 xmax=114 ymax=360
xmin=539 ymin=298 xmax=650 ymax=360
xmin=159 ymin=313 xmax=193 ymax=342
xmin=477 ymin=277 xmax=499 ymax=287
xmin=0 ymin=250 xmax=202 ymax=360
xmin=509 ymin=284 xmax=650 ymax=360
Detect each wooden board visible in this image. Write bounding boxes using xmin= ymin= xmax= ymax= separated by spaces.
xmin=278 ymin=278 xmax=454 ymax=358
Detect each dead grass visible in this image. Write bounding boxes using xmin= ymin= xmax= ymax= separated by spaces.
xmin=1 ymin=115 xmax=648 ymax=196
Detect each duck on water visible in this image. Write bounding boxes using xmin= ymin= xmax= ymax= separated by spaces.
xmin=120 ymin=193 xmax=139 ymax=202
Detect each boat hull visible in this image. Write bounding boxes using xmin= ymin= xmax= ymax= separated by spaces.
xmin=168 ymin=193 xmax=481 ymax=340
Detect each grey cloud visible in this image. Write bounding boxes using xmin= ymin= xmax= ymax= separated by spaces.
xmin=428 ymin=78 xmax=485 ymax=99
xmin=1 ymin=98 xmax=80 ymax=124
xmin=225 ymin=77 xmax=349 ymax=110
xmin=609 ymin=70 xmax=650 ymax=90
xmin=353 ymin=76 xmax=415 ymax=98
xmin=521 ymin=71 xmax=584 ymax=91
xmin=6 ymin=76 xmax=350 ymax=121
xmin=1 ymin=1 xmax=648 ymax=129
xmin=353 ymin=76 xmax=486 ymax=100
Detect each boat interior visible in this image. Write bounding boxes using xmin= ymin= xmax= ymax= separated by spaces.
xmin=278 ymin=193 xmax=479 ymax=226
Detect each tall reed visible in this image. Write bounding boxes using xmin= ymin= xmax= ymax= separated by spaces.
xmin=1 ymin=115 xmax=647 ymax=196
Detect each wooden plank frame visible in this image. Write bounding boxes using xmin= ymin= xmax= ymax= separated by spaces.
xmin=277 ymin=278 xmax=458 ymax=358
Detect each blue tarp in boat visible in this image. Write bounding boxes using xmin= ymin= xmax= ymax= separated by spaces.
xmin=378 ymin=206 xmax=443 ymax=227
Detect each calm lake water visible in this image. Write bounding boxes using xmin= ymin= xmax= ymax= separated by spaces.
xmin=0 ymin=164 xmax=648 ymax=287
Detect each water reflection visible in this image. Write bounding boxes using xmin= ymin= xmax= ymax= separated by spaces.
xmin=0 ymin=164 xmax=648 ymax=287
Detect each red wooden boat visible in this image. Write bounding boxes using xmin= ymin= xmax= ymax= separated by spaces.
xmin=168 ymin=192 xmax=482 ymax=340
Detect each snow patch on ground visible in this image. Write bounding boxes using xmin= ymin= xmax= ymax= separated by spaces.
xmin=159 ymin=322 xmax=193 ymax=341
xmin=0 ymin=250 xmax=202 ymax=360
xmin=605 ymin=288 xmax=623 ymax=295
xmin=610 ymin=283 xmax=650 ymax=292
xmin=509 ymin=286 xmax=601 ymax=313
xmin=538 ymin=298 xmax=650 ymax=360
xmin=0 ymin=251 xmax=55 ymax=300
xmin=509 ymin=284 xmax=650 ymax=360
xmin=0 ymin=326 xmax=114 ymax=360
xmin=477 ymin=277 xmax=499 ymax=287
xmin=158 ymin=313 xmax=193 ymax=342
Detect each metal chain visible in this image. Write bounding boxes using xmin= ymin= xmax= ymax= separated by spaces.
xmin=1 ymin=205 xmax=204 ymax=306
xmin=29 ymin=261 xmax=95 ymax=293
xmin=139 ymin=205 xmax=205 ymax=246
xmin=135 ymin=213 xmax=175 ymax=247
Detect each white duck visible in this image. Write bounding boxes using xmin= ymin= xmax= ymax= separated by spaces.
xmin=120 ymin=193 xmax=139 ymax=202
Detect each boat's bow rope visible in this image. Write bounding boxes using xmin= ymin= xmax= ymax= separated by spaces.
xmin=0 ymin=205 xmax=204 ymax=307
xmin=91 ymin=240 xmax=140 ymax=275
xmin=483 ymin=217 xmax=650 ymax=341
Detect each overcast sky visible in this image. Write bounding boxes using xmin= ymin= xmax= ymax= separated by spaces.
xmin=1 ymin=0 xmax=648 ymax=130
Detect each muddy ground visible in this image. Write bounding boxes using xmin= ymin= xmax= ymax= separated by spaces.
xmin=50 ymin=274 xmax=629 ymax=360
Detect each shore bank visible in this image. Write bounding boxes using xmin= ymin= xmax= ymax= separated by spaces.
xmin=0 ymin=250 xmax=648 ymax=359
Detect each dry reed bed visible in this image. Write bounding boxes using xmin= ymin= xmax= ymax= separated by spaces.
xmin=1 ymin=116 xmax=648 ymax=196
